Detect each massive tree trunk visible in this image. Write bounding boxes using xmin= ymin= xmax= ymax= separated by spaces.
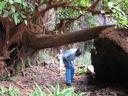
xmin=0 ymin=16 xmax=114 ymax=77
xmin=91 ymin=28 xmax=128 ymax=85
xmin=23 ymin=25 xmax=114 ymax=49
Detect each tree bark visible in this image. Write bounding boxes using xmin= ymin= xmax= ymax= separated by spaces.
xmin=91 ymin=28 xmax=128 ymax=85
xmin=23 ymin=25 xmax=115 ymax=49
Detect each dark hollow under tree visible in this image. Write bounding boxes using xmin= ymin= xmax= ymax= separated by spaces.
xmin=91 ymin=28 xmax=128 ymax=86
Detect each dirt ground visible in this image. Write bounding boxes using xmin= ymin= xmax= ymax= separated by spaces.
xmin=0 ymin=65 xmax=128 ymax=96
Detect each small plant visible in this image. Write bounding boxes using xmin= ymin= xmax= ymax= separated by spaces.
xmin=38 ymin=51 xmax=50 ymax=60
xmin=29 ymin=82 xmax=45 ymax=96
xmin=37 ymin=50 xmax=51 ymax=65
xmin=8 ymin=85 xmax=20 ymax=96
xmin=0 ymin=85 xmax=20 ymax=96
xmin=1 ymin=75 xmax=10 ymax=81
xmin=30 ymin=83 xmax=85 ymax=96
xmin=76 ymin=66 xmax=85 ymax=76
xmin=0 ymin=86 xmax=7 ymax=95
xmin=54 ymin=84 xmax=85 ymax=96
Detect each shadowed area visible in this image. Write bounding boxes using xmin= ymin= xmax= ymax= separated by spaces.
xmin=91 ymin=28 xmax=128 ymax=86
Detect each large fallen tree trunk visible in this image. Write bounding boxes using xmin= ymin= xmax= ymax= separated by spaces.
xmin=23 ymin=25 xmax=114 ymax=49
xmin=91 ymin=28 xmax=128 ymax=85
xmin=0 ymin=17 xmax=114 ymax=77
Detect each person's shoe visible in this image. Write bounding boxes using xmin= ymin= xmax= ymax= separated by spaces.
xmin=66 ymin=83 xmax=72 ymax=86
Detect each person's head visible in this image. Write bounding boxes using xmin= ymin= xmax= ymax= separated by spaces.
xmin=75 ymin=48 xmax=82 ymax=57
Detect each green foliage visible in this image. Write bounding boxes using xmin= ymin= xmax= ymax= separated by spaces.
xmin=56 ymin=0 xmax=91 ymax=20
xmin=73 ymin=0 xmax=91 ymax=7
xmin=53 ymin=84 xmax=77 ymax=96
xmin=1 ymin=74 xmax=11 ymax=81
xmin=76 ymin=66 xmax=85 ymax=76
xmin=29 ymin=82 xmax=44 ymax=96
xmin=0 ymin=85 xmax=20 ymax=96
xmin=104 ymin=1 xmax=128 ymax=28
xmin=38 ymin=51 xmax=51 ymax=62
xmin=8 ymin=85 xmax=20 ymax=96
xmin=0 ymin=0 xmax=127 ymax=27
xmin=0 ymin=1 xmax=6 ymax=10
xmin=30 ymin=83 xmax=85 ymax=96
xmin=0 ymin=83 xmax=85 ymax=96
xmin=84 ymin=15 xmax=98 ymax=28
xmin=0 ymin=86 xmax=7 ymax=94
xmin=0 ymin=0 xmax=34 ymax=24
xmin=57 ymin=8 xmax=80 ymax=19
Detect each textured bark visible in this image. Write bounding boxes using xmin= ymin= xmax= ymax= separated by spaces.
xmin=91 ymin=28 xmax=128 ymax=85
xmin=24 ymin=25 xmax=115 ymax=49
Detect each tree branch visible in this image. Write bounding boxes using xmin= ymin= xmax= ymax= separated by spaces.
xmin=89 ymin=0 xmax=101 ymax=9
xmin=32 ymin=2 xmax=70 ymax=19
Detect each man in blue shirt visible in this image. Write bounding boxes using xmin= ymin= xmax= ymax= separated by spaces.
xmin=62 ymin=48 xmax=81 ymax=86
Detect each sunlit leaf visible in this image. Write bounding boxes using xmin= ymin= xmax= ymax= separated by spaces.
xmin=13 ymin=13 xmax=19 ymax=24
xmin=0 ymin=2 xmax=6 ymax=10
xmin=22 ymin=1 xmax=27 ymax=7
xmin=24 ymin=19 xmax=27 ymax=25
xmin=15 ymin=0 xmax=22 ymax=4
xmin=108 ymin=2 xmax=114 ymax=8
xmin=8 ymin=0 xmax=14 ymax=4
xmin=11 ymin=5 xmax=15 ymax=13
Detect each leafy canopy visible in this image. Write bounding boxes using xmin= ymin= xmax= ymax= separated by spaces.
xmin=0 ymin=0 xmax=127 ymax=27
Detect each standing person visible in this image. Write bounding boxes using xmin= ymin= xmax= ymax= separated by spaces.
xmin=62 ymin=48 xmax=81 ymax=86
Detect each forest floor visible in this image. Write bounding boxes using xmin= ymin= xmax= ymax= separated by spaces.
xmin=0 ymin=65 xmax=128 ymax=96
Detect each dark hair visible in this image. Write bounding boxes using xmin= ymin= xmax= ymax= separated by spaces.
xmin=75 ymin=48 xmax=81 ymax=57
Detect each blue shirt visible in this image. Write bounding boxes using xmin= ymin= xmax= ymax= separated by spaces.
xmin=62 ymin=48 xmax=78 ymax=61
